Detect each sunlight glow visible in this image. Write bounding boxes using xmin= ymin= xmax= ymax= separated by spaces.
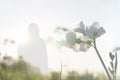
xmin=16 ymin=31 xmax=28 ymax=44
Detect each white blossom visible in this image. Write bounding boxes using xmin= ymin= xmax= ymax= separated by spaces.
xmin=65 ymin=21 xmax=106 ymax=52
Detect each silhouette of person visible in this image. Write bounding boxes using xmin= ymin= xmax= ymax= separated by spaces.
xmin=18 ymin=23 xmax=48 ymax=75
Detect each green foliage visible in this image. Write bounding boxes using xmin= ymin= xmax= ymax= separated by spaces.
xmin=0 ymin=56 xmax=110 ymax=80
xmin=96 ymin=73 xmax=107 ymax=80
xmin=64 ymin=71 xmax=80 ymax=80
xmin=48 ymin=72 xmax=60 ymax=80
xmin=64 ymin=71 xmax=107 ymax=80
xmin=0 ymin=57 xmax=44 ymax=80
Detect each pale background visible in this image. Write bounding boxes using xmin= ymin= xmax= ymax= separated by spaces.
xmin=0 ymin=0 xmax=120 ymax=75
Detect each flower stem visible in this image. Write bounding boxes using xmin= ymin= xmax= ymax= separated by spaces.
xmin=60 ymin=49 xmax=62 ymax=80
xmin=60 ymin=59 xmax=62 ymax=80
xmin=93 ymin=39 xmax=111 ymax=80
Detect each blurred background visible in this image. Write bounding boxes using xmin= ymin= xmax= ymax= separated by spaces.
xmin=0 ymin=0 xmax=120 ymax=80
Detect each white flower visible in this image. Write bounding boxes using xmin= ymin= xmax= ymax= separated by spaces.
xmin=86 ymin=21 xmax=105 ymax=39
xmin=65 ymin=21 xmax=106 ymax=52
xmin=66 ymin=31 xmax=76 ymax=48
xmin=74 ymin=21 xmax=85 ymax=34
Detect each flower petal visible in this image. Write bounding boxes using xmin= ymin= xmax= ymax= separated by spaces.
xmin=91 ymin=21 xmax=100 ymax=28
xmin=98 ymin=27 xmax=106 ymax=36
xmin=85 ymin=27 xmax=94 ymax=39
xmin=73 ymin=44 xmax=80 ymax=52
xmin=66 ymin=32 xmax=76 ymax=47
xmin=79 ymin=43 xmax=91 ymax=52
xmin=74 ymin=21 xmax=85 ymax=34
xmin=80 ymin=21 xmax=85 ymax=30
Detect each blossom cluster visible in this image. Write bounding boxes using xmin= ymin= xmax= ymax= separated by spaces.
xmin=66 ymin=21 xmax=106 ymax=52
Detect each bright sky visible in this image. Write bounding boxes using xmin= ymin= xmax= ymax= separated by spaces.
xmin=0 ymin=0 xmax=120 ymax=75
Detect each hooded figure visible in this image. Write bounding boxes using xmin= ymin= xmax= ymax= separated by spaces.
xmin=18 ymin=23 xmax=48 ymax=75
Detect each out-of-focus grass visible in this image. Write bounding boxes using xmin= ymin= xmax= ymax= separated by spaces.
xmin=0 ymin=55 xmax=109 ymax=80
